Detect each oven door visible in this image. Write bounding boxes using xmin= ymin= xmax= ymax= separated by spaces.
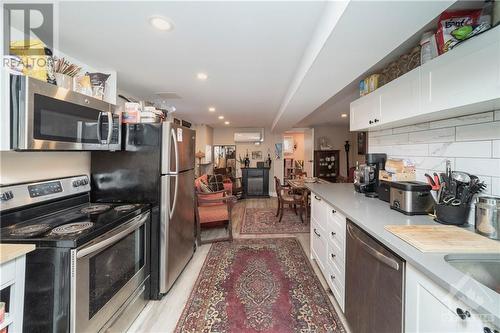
xmin=70 ymin=211 xmax=149 ymax=333
xmin=11 ymin=74 xmax=121 ymax=151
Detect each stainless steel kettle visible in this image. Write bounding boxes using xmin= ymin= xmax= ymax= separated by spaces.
xmin=475 ymin=196 xmax=500 ymax=240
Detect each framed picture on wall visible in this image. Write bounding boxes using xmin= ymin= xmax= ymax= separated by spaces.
xmin=357 ymin=132 xmax=367 ymax=155
xmin=251 ymin=151 xmax=263 ymax=160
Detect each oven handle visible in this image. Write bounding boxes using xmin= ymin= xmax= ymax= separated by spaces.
xmin=76 ymin=211 xmax=149 ymax=259
xmin=106 ymin=112 xmax=113 ymax=144
xmin=347 ymin=223 xmax=400 ymax=271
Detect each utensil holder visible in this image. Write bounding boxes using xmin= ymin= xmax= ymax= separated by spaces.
xmin=435 ymin=204 xmax=469 ymax=226
xmin=55 ymin=73 xmax=73 ymax=90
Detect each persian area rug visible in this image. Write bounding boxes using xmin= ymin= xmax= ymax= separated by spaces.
xmin=175 ymin=238 xmax=345 ymax=333
xmin=240 ymin=208 xmax=310 ymax=235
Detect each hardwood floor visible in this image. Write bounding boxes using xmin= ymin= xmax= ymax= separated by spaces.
xmin=128 ymin=198 xmax=350 ymax=333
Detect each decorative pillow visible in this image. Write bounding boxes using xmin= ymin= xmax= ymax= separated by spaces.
xmin=208 ymin=174 xmax=225 ymax=192
xmin=194 ymin=174 xmax=209 ymax=192
xmin=199 ymin=181 xmax=212 ymax=193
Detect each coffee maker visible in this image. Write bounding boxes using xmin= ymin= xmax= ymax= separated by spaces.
xmin=354 ymin=153 xmax=387 ymax=197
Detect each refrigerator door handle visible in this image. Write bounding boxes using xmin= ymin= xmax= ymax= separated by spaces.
xmin=160 ymin=176 xmax=169 ymax=293
xmin=170 ymin=128 xmax=179 ymax=174
xmin=170 ymin=174 xmax=178 ymax=219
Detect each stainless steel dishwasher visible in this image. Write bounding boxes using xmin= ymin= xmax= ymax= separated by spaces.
xmin=345 ymin=220 xmax=405 ymax=333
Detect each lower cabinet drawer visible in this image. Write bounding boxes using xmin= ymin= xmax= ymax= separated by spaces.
xmin=311 ymin=219 xmax=327 ymax=270
xmin=325 ymin=263 xmax=345 ymax=312
xmin=326 ymin=241 xmax=345 ymax=284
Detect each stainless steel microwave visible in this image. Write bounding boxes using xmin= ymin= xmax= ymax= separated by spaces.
xmin=10 ymin=75 xmax=121 ymax=151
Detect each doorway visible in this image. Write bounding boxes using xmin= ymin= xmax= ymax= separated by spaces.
xmin=213 ymin=145 xmax=237 ymax=178
xmin=281 ymin=128 xmax=314 ymax=180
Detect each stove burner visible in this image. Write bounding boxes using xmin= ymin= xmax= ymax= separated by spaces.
xmin=51 ymin=222 xmax=94 ymax=235
xmin=11 ymin=224 xmax=51 ymax=237
xmin=80 ymin=204 xmax=111 ymax=215
xmin=114 ymin=204 xmax=139 ymax=212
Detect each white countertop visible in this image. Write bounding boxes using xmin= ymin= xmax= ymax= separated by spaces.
xmin=306 ymin=183 xmax=500 ymax=327
xmin=0 ymin=244 xmax=35 ymax=265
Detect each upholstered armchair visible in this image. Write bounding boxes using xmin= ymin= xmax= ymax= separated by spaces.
xmin=194 ymin=189 xmax=237 ymax=245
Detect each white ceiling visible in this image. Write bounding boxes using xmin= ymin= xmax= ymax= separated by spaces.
xmin=57 ymin=1 xmax=326 ymax=127
xmin=272 ymin=0 xmax=455 ymax=132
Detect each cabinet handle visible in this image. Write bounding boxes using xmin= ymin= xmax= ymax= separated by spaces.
xmin=313 ymin=229 xmax=321 ymax=237
xmin=330 ymin=274 xmax=335 ymax=280
xmin=330 ymin=253 xmax=336 ymax=259
xmin=332 ymin=209 xmax=336 ymax=214
xmin=374 ymin=118 xmax=379 ymax=123
xmin=456 ymin=308 xmax=470 ymax=320
xmin=314 ymin=196 xmax=321 ymax=201
xmin=331 ymin=231 xmax=336 ymax=237
xmin=369 ymin=120 xmax=373 ymax=125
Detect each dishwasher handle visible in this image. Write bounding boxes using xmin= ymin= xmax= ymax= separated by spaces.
xmin=347 ymin=223 xmax=400 ymax=271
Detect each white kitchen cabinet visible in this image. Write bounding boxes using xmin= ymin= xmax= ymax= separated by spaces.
xmin=350 ymin=26 xmax=500 ymax=132
xmin=0 ymin=245 xmax=35 ymax=333
xmin=421 ymin=26 xmax=500 ymax=115
xmin=349 ymin=89 xmax=381 ymax=131
xmin=379 ymin=67 xmax=421 ymax=124
xmin=405 ymin=264 xmax=498 ymax=333
xmin=310 ymin=194 xmax=346 ymax=312
xmin=311 ymin=218 xmax=327 ymax=271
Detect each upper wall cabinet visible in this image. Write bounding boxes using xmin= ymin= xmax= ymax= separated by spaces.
xmin=350 ymin=26 xmax=500 ymax=132
xmin=421 ymin=27 xmax=500 ymax=113
xmin=379 ymin=67 xmax=421 ymax=124
xmin=350 ymin=89 xmax=381 ymax=130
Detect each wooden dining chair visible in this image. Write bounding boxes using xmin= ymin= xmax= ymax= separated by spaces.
xmin=274 ymin=176 xmax=306 ymax=223
xmin=293 ymin=171 xmax=307 ymax=179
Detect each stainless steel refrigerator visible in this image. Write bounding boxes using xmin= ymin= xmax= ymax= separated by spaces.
xmin=91 ymin=121 xmax=196 ymax=298
xmin=158 ymin=122 xmax=196 ymax=293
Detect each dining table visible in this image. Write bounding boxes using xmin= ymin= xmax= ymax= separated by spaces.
xmin=286 ymin=178 xmax=330 ymax=219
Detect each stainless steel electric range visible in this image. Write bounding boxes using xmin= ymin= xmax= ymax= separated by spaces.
xmin=0 ymin=175 xmax=150 ymax=333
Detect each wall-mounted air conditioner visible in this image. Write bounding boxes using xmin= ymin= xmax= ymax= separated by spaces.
xmin=234 ymin=131 xmax=263 ymax=143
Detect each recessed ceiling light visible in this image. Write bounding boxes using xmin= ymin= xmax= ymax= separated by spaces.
xmin=341 ymin=113 xmax=348 ymax=118
xmin=197 ymin=72 xmax=208 ymax=80
xmin=149 ymin=16 xmax=174 ymax=31
xmin=208 ymin=107 xmax=216 ymax=112
xmin=224 ymin=121 xmax=230 ymax=125
xmin=218 ymin=115 xmax=224 ymax=120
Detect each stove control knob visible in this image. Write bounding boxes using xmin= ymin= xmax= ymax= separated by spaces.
xmin=82 ymin=178 xmax=89 ymax=185
xmin=72 ymin=180 xmax=82 ymax=187
xmin=1 ymin=191 xmax=14 ymax=201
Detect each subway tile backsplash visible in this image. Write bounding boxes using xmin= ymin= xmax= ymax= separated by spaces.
xmin=368 ymin=110 xmax=500 ymax=196
xmin=455 ymin=121 xmax=500 ymax=141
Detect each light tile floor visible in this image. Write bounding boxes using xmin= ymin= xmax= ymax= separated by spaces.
xmin=128 ymin=198 xmax=351 ymax=333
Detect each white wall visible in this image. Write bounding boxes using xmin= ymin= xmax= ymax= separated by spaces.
xmin=368 ymin=110 xmax=500 ymax=196
xmin=283 ymin=132 xmax=305 ymax=162
xmin=193 ymin=124 xmax=214 ymax=175
xmin=213 ymin=127 xmax=283 ymax=195
xmin=0 ymin=151 xmax=90 ymax=184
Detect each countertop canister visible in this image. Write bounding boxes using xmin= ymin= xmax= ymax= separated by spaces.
xmin=475 ymin=196 xmax=500 ymax=240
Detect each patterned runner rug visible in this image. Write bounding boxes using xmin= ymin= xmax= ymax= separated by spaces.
xmin=240 ymin=208 xmax=310 ymax=234
xmin=175 ymin=238 xmax=345 ymax=333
